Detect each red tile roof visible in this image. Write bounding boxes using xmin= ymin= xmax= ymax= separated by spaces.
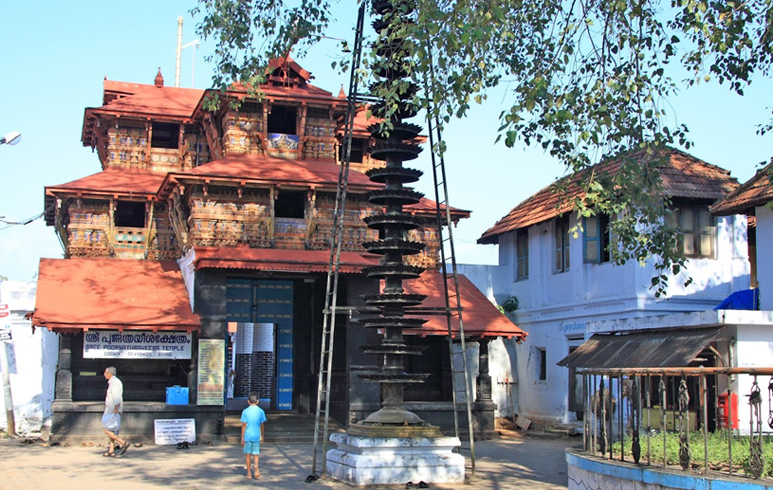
xmin=479 ymin=147 xmax=739 ymax=244
xmin=346 ymin=105 xmax=428 ymax=144
xmin=268 ymin=56 xmax=313 ymax=81
xmin=193 ymin=246 xmax=379 ymax=273
xmin=160 ymin=154 xmax=380 ymax=196
xmin=45 ymin=167 xmax=166 ymax=198
xmin=712 ymin=163 xmax=773 ymax=215
xmin=83 ymin=79 xmax=205 ymax=147
xmin=193 ymin=57 xmax=343 ymax=118
xmin=31 ymin=258 xmax=200 ymax=333
xmin=95 ymin=80 xmax=204 ymax=119
xmin=402 ymin=272 xmax=527 ymax=340
xmin=406 ymin=198 xmax=471 ymax=221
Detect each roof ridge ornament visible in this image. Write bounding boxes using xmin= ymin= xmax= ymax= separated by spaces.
xmin=155 ymin=68 xmax=164 ymax=88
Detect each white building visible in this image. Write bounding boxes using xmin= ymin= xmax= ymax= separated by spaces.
xmin=461 ymin=148 xmax=750 ymax=427
xmin=713 ymin=162 xmax=773 ymax=308
xmin=0 ymin=280 xmax=58 ymax=435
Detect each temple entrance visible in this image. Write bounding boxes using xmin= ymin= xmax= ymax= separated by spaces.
xmin=230 ymin=323 xmax=276 ymax=407
xmin=226 ymin=279 xmax=294 ymax=410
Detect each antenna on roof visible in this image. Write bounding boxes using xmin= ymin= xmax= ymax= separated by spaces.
xmin=175 ymin=16 xmax=200 ymax=88
xmin=175 ymin=16 xmax=183 ymax=88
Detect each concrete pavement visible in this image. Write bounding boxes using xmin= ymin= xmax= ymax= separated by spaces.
xmin=0 ymin=433 xmax=578 ymax=490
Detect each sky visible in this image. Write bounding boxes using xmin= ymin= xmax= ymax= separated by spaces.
xmin=1 ymin=1 xmax=772 ymax=282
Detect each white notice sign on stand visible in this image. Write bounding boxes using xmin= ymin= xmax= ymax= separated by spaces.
xmin=154 ymin=418 xmax=196 ymax=445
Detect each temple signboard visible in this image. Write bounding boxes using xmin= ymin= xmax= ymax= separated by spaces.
xmin=197 ymin=339 xmax=225 ymax=406
xmin=83 ymin=330 xmax=192 ymax=359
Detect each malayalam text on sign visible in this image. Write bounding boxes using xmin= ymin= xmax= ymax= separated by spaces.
xmin=83 ymin=330 xmax=192 ymax=359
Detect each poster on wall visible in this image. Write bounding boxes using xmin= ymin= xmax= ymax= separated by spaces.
xmin=197 ymin=339 xmax=225 ymax=406
xmin=83 ymin=331 xmax=192 ymax=359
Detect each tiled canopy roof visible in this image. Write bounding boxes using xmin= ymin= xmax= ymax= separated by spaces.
xmin=82 ymin=77 xmax=205 ymax=147
xmin=44 ymin=168 xmax=166 ymax=226
xmin=712 ymin=163 xmax=773 ymax=215
xmin=46 ymin=167 xmax=166 ymax=197
xmin=96 ymin=82 xmax=204 ymax=118
xmin=193 ymin=246 xmax=379 ymax=273
xmin=159 ymin=154 xmax=380 ymax=196
xmin=407 ymin=198 xmax=471 ymax=222
xmin=478 ymin=147 xmax=739 ymax=244
xmin=42 ymin=156 xmax=469 ymax=225
xmin=402 ymin=272 xmax=527 ymax=340
xmin=31 ymin=258 xmax=200 ymax=333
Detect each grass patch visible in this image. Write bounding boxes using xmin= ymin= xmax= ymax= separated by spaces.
xmin=607 ymin=430 xmax=773 ymax=477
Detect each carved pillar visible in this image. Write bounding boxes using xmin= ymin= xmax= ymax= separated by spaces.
xmin=476 ymin=339 xmax=492 ymax=402
xmin=55 ymin=335 xmax=73 ymax=401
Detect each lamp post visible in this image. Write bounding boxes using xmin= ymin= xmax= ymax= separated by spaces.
xmin=0 ymin=304 xmax=16 ymax=437
xmin=0 ymin=131 xmax=21 ymax=146
xmin=316 ymin=36 xmax=352 ymax=53
xmin=0 ymin=131 xmax=21 ymax=435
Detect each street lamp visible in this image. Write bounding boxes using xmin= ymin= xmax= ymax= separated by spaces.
xmin=317 ymin=36 xmax=352 ymax=53
xmin=0 ymin=131 xmax=21 ymax=146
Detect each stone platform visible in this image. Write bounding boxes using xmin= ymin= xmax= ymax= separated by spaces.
xmin=326 ymin=432 xmax=465 ymax=486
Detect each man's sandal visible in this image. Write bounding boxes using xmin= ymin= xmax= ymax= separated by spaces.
xmin=102 ymin=451 xmax=115 ymax=457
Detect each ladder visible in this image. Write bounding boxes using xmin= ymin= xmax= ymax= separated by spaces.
xmin=422 ymin=48 xmax=477 ymax=473
xmin=309 ymin=2 xmax=367 ymax=480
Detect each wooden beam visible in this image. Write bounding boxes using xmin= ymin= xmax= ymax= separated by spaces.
xmin=144 ymin=201 xmax=156 ymax=257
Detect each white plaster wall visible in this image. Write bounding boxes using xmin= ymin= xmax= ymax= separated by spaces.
xmin=734 ymin=323 xmax=773 ymax=436
xmin=177 ymin=248 xmax=196 ymax=310
xmin=462 ymin=211 xmax=751 ymax=427
xmin=756 ymin=206 xmax=773 ymax=309
xmin=486 ymin=337 xmax=520 ymax=415
xmin=0 ymin=281 xmax=59 ymax=435
xmin=457 ymin=264 xmax=500 ymax=303
xmin=490 ymin=214 xmax=747 ymax=316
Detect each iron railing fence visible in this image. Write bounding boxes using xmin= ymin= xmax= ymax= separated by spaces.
xmin=578 ymin=367 xmax=773 ymax=479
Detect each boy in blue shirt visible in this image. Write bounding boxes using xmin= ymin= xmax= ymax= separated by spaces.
xmin=240 ymin=392 xmax=267 ymax=479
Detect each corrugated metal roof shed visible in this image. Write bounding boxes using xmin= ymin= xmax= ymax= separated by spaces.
xmin=557 ymin=326 xmax=725 ymax=369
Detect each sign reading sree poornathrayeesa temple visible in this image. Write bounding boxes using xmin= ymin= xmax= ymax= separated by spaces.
xmin=83 ymin=330 xmax=192 ymax=359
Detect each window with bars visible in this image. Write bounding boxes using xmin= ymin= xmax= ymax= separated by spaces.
xmin=537 ymin=348 xmax=547 ymax=381
xmin=516 ymin=228 xmax=529 ymax=281
xmin=555 ymin=215 xmax=571 ymax=273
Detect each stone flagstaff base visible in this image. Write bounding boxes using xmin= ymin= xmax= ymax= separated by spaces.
xmin=326 ymin=432 xmax=465 ymax=485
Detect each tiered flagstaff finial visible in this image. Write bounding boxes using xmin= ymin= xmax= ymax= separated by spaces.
xmin=356 ymin=0 xmax=432 ymax=429
xmin=326 ymin=1 xmax=466 ymax=483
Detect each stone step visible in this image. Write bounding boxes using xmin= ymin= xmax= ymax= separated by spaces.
xmin=225 ymin=412 xmax=344 ymax=444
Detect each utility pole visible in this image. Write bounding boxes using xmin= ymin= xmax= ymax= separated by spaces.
xmin=0 ymin=304 xmax=16 ymax=437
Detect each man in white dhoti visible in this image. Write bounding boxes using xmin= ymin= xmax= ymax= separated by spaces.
xmin=102 ymin=366 xmax=129 ymax=457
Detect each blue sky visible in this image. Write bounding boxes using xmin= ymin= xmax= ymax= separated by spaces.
xmin=1 ymin=1 xmax=772 ymax=282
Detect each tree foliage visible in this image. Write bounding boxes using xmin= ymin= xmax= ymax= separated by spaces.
xmin=193 ymin=0 xmax=773 ymax=296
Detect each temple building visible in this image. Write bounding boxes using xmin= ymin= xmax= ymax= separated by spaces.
xmin=31 ymin=58 xmax=526 ymax=442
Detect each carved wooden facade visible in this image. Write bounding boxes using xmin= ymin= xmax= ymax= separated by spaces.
xmin=47 ymin=60 xmax=465 ymax=270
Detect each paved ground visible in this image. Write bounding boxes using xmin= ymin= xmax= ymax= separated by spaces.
xmin=0 ymin=433 xmax=578 ymax=490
